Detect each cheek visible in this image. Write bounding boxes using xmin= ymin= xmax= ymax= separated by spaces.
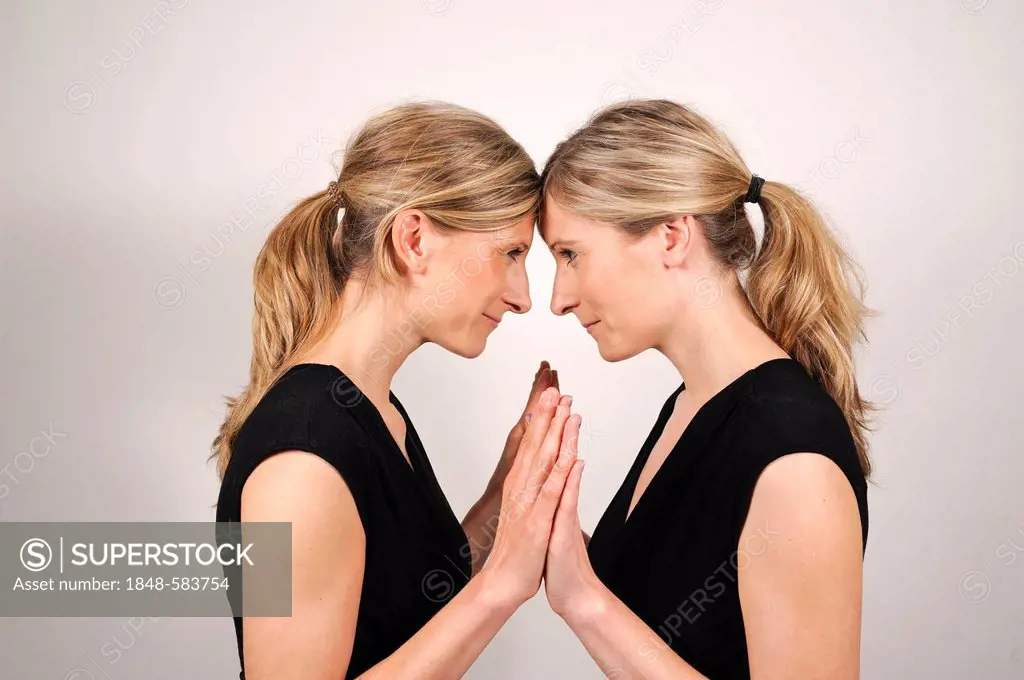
xmin=578 ymin=253 xmax=633 ymax=309
xmin=589 ymin=252 xmax=664 ymax=326
xmin=459 ymin=256 xmax=505 ymax=307
xmin=490 ymin=255 xmax=512 ymax=293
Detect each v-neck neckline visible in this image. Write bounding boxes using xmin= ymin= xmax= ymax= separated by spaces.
xmin=285 ymin=362 xmax=473 ymax=578
xmin=619 ymin=357 xmax=796 ymax=529
xmin=291 ymin=362 xmax=421 ymax=478
xmin=375 ymin=394 xmax=418 ymax=476
xmin=621 ymin=381 xmax=687 ymax=526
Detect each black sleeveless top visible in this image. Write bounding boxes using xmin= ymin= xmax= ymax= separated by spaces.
xmin=587 ymin=357 xmax=869 ymax=680
xmin=215 ymin=363 xmax=472 ymax=680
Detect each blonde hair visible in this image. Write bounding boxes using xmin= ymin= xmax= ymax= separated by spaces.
xmin=541 ymin=99 xmax=875 ymax=477
xmin=211 ymin=101 xmax=541 ymax=478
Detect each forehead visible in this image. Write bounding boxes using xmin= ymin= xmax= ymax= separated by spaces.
xmin=539 ymin=195 xmax=588 ymax=244
xmin=475 ymin=212 xmax=536 ymax=247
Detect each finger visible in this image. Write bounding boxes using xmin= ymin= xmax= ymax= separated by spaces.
xmin=534 ymin=395 xmax=573 ymax=478
xmin=524 ymin=405 xmax=573 ymax=512
xmin=538 ymin=396 xmax=574 ymax=480
xmin=551 ymin=369 xmax=559 ymax=391
xmin=560 ymin=459 xmax=584 ymax=521
xmin=548 ymin=457 xmax=585 ymax=549
xmin=523 ymin=365 xmax=552 ymax=417
xmin=533 ymin=368 xmax=553 ymax=402
xmin=508 ymin=386 xmax=561 ymax=487
xmin=532 ymin=411 xmax=579 ymax=515
xmin=533 ymin=361 xmax=550 ymax=389
xmin=520 ymin=394 xmax=572 ymax=504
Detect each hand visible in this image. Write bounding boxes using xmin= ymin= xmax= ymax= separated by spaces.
xmin=486 ymin=361 xmax=559 ymax=496
xmin=479 ymin=386 xmax=578 ymax=609
xmin=544 ymin=420 xmax=602 ymax=621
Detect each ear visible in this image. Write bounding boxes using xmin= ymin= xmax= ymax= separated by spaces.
xmin=659 ymin=214 xmax=697 ymax=268
xmin=390 ymin=209 xmax=430 ymax=275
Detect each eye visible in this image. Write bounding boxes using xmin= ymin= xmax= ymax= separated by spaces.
xmin=558 ymin=248 xmax=578 ymax=266
xmin=506 ymin=247 xmax=526 ymax=262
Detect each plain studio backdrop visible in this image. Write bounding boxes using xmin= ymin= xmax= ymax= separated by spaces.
xmin=1 ymin=0 xmax=1021 ymax=677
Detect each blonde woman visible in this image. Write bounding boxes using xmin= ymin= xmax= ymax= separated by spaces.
xmin=211 ymin=101 xmax=582 ymax=680
xmin=538 ymin=100 xmax=872 ymax=679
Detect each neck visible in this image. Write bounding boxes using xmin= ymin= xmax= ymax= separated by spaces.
xmin=657 ymin=274 xmax=788 ymax=404
xmin=302 ymin=278 xmax=423 ymax=406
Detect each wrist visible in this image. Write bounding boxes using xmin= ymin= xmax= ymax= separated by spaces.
xmin=474 ymin=566 xmax=526 ymax=617
xmin=558 ymin=577 xmax=609 ymax=630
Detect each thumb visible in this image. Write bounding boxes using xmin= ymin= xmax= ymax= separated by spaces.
xmin=552 ymin=458 xmax=585 ymax=539
xmin=528 ymin=363 xmax=552 ymax=401
xmin=521 ymin=366 xmax=552 ymax=424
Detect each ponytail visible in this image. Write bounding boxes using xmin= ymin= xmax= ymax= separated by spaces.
xmin=539 ymin=98 xmax=877 ymax=478
xmin=209 ymin=187 xmax=344 ymax=478
xmin=746 ymin=181 xmax=876 ymax=476
xmin=209 ymin=100 xmax=544 ymax=481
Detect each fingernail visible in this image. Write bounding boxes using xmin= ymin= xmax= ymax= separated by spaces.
xmin=541 ymin=389 xmax=556 ymax=407
xmin=525 ymin=413 xmax=533 ymax=425
xmin=563 ymin=395 xmax=573 ymax=407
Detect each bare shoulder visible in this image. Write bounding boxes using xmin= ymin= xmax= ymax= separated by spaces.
xmin=738 ymin=453 xmax=863 ymax=679
xmin=241 ymin=450 xmax=366 ymax=591
xmin=742 ymin=452 xmax=863 ymax=558
xmin=734 ymin=372 xmax=868 ymax=543
xmin=240 ymin=451 xmax=366 ymax=678
xmin=241 ymin=450 xmax=363 ymax=526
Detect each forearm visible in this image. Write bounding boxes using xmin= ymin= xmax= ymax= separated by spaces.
xmin=562 ymin=581 xmax=707 ymax=680
xmin=461 ymin=428 xmax=521 ymax=575
xmin=461 ymin=487 xmax=502 ymax=575
xmin=357 ymin=571 xmax=518 ymax=679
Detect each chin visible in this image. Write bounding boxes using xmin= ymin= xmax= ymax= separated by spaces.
xmin=597 ymin=345 xmax=631 ymax=362
xmin=461 ymin=341 xmax=486 ymax=359
xmin=595 ymin=334 xmax=642 ymax=363
xmin=436 ymin=331 xmax=488 ymax=359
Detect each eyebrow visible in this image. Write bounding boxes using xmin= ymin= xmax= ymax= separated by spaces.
xmin=490 ymin=237 xmax=530 ymax=250
xmin=547 ymin=239 xmax=579 ymax=251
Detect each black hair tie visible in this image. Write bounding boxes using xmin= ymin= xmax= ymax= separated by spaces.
xmin=745 ymin=174 xmax=765 ymax=204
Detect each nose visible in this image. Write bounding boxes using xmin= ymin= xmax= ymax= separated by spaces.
xmin=504 ymin=267 xmax=532 ymax=315
xmin=549 ymin=268 xmax=578 ymax=317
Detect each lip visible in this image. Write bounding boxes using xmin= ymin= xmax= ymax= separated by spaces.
xmin=583 ymin=320 xmax=600 ymax=331
xmin=483 ymin=314 xmax=501 ymax=326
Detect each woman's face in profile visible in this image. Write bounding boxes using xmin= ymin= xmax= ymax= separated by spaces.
xmin=413 ymin=213 xmax=536 ymax=359
xmin=541 ymin=196 xmax=678 ymax=363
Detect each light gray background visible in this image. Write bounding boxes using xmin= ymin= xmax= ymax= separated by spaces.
xmin=2 ymin=0 xmax=1021 ymax=677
